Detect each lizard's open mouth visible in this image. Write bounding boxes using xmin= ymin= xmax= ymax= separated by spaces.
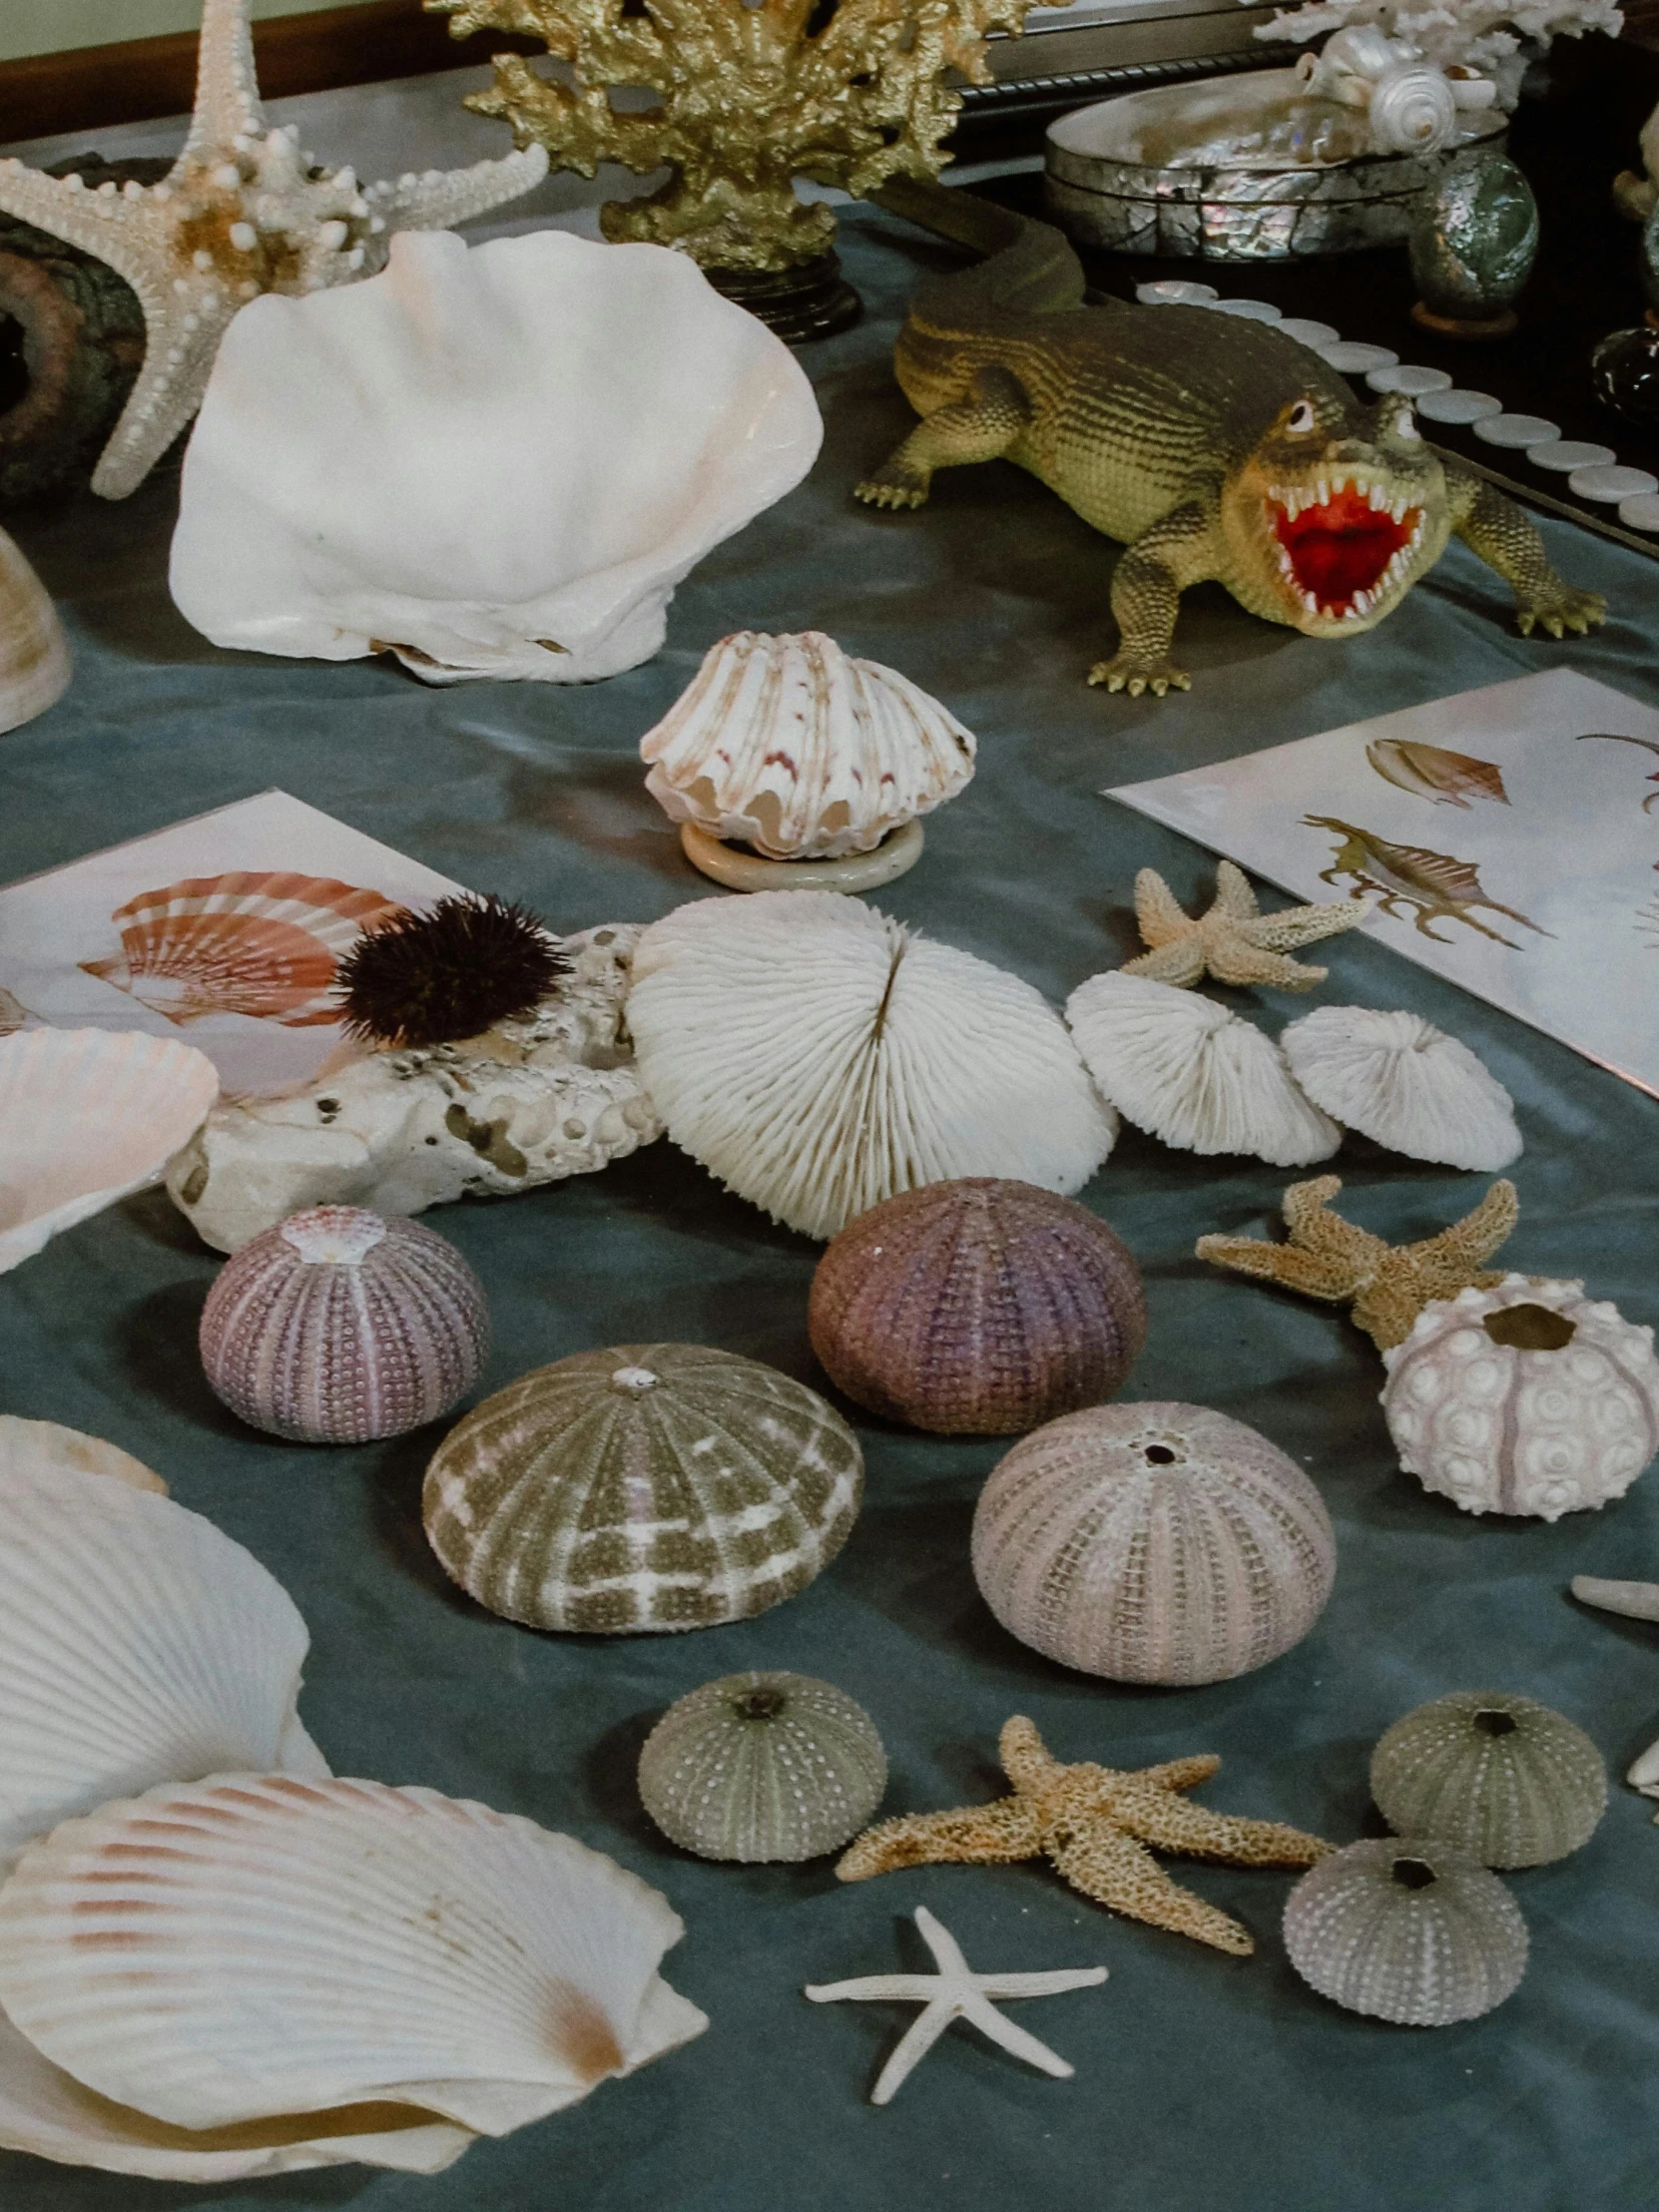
xmin=1269 ymin=478 xmax=1423 ymax=620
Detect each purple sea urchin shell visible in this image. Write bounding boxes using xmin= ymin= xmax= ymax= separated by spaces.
xmin=200 ymin=1205 xmax=489 ymax=1444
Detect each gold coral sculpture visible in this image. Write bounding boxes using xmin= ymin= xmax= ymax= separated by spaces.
xmin=428 ymin=0 xmax=1060 ymax=276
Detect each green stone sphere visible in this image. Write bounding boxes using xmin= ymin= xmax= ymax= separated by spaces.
xmin=1371 ymin=1691 xmax=1607 ymax=1869
xmin=638 ymin=1671 xmax=887 ymax=1862
xmin=424 ymin=1345 xmax=863 ymax=1633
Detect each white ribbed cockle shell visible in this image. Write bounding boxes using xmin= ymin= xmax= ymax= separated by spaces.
xmin=0 ymin=526 xmax=70 ymax=735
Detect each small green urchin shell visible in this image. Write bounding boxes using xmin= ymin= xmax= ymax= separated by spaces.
xmin=1371 ymin=1691 xmax=1606 ymax=1869
xmin=423 ymin=1345 xmax=863 ymax=1633
xmin=638 ymin=1671 xmax=886 ymax=1862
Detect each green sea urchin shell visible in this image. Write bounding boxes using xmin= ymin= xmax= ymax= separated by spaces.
xmin=1371 ymin=1691 xmax=1606 ymax=1869
xmin=1283 ymin=1837 xmax=1528 ymax=2026
xmin=423 ymin=1345 xmax=862 ymax=1633
xmin=638 ymin=1671 xmax=886 ymax=1862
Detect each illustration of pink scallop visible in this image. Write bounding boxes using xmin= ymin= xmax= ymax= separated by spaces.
xmin=80 ymin=872 xmax=409 ymax=1027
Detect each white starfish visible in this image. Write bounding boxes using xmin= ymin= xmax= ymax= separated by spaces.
xmin=804 ymin=1905 xmax=1107 ymax=2105
xmin=1573 ymin=1575 xmax=1659 ymax=1816
xmin=0 ymin=0 xmax=547 ymax=499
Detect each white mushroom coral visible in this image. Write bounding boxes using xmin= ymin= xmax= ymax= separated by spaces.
xmin=1064 ymin=971 xmax=1341 ymax=1167
xmin=627 ymin=891 xmax=1117 ymax=1239
xmin=1282 ymin=1006 xmax=1521 ymax=1171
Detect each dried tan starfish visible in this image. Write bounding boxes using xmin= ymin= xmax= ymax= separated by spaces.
xmin=835 ymin=1715 xmax=1330 ymax=1956
xmin=1196 ymin=1173 xmax=1519 ymax=1353
xmin=1123 ymin=860 xmax=1367 ymax=990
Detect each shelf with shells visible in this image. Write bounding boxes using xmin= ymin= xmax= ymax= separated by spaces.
xmin=639 ymin=630 xmax=977 ymax=890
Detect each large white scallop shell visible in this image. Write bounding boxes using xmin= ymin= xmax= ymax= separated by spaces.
xmin=0 ymin=1414 xmax=165 ymax=1493
xmin=0 ymin=1775 xmax=707 ymax=2135
xmin=640 ymin=631 xmax=976 ymax=859
xmin=0 ymin=1454 xmax=327 ymax=1872
xmin=627 ymin=891 xmax=1117 ymax=1240
xmin=0 ymin=526 xmax=70 ymax=736
xmin=1065 ymin=971 xmax=1340 ymax=1167
xmin=0 ymin=1027 xmax=219 ymax=1275
xmin=1281 ymin=1005 xmax=1521 ymax=1171
xmin=170 ymin=229 xmax=822 ymax=684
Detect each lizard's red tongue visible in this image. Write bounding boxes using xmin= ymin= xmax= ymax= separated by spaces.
xmin=1274 ymin=485 xmax=1415 ymax=613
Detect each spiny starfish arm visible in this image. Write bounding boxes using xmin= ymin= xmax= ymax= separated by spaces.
xmin=1403 ymin=1179 xmax=1520 ymax=1280
xmin=0 ymin=165 xmax=169 ymax=276
xmin=1353 ymin=1264 xmax=1507 ymax=1354
xmin=1238 ymin=896 xmax=1369 ymax=954
xmin=91 ymin=284 xmax=243 ymax=500
xmin=1280 ymin=1175 xmax=1381 ymax=1264
xmin=1348 ymin=1181 xmax=1520 ymax=1352
xmin=1194 ymin=1231 xmax=1362 ymax=1305
xmin=835 ymin=1794 xmax=1043 ymax=1882
xmin=1113 ymin=1785 xmax=1331 ymax=1868
xmin=1199 ymin=938 xmax=1332 ymax=992
xmin=1131 ymin=867 xmax=1195 ymax=948
xmin=184 ymin=0 xmax=267 ymax=162
xmin=1211 ymin=860 xmax=1262 ymax=920
xmin=1137 ymin=1754 xmax=1223 ymax=1794
xmin=1044 ymin=1824 xmax=1256 ymax=1956
xmin=1120 ymin=937 xmax=1210 ymax=987
xmin=364 ymin=144 xmax=550 ymax=235
xmin=999 ymin=1714 xmax=1062 ymax=1792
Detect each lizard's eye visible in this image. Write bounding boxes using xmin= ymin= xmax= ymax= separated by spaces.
xmin=1394 ymin=406 xmax=1420 ymax=441
xmin=1287 ymin=400 xmax=1317 ymax=434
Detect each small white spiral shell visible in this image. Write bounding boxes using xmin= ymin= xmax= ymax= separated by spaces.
xmin=1368 ymin=66 xmax=1458 ymax=156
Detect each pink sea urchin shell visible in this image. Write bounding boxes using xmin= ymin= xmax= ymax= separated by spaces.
xmin=200 ymin=1205 xmax=489 ymax=1443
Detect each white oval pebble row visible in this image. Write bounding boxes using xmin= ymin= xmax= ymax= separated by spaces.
xmin=1129 ymin=281 xmax=1659 ymax=533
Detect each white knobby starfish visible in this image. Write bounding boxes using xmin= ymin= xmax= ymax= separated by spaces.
xmin=0 ymin=0 xmax=547 ymax=498
xmin=804 ymin=1906 xmax=1107 ymax=2105
xmin=1573 ymin=1575 xmax=1659 ymax=1816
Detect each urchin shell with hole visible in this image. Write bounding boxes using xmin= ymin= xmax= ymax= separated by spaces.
xmin=1371 ymin=1691 xmax=1606 ymax=1869
xmin=970 ymin=1401 xmax=1335 ymax=1685
xmin=637 ymin=1672 xmax=886 ymax=1862
xmin=1283 ymin=1837 xmax=1528 ymax=2025
xmin=1382 ymin=1275 xmax=1659 ymax=1519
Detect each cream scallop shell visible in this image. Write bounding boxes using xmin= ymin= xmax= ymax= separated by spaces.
xmin=0 ymin=1454 xmax=327 ymax=1873
xmin=639 ymin=630 xmax=976 ymax=859
xmin=1065 ymin=971 xmax=1340 ymax=1167
xmin=0 ymin=1414 xmax=166 ymax=1493
xmin=0 ymin=1774 xmax=708 ymax=2136
xmin=628 ymin=891 xmax=1117 ymax=1240
xmin=0 ymin=1026 xmax=219 ymax=1274
xmin=1281 ymin=1006 xmax=1521 ymax=1171
xmin=0 ymin=526 xmax=71 ymax=736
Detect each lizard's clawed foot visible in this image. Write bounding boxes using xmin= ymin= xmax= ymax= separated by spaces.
xmin=1513 ymin=581 xmax=1606 ymax=640
xmin=854 ymin=472 xmax=930 ymax=510
xmin=1087 ymin=652 xmax=1192 ymax=698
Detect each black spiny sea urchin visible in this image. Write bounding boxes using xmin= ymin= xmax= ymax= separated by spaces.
xmin=335 ymin=893 xmax=570 ymax=1047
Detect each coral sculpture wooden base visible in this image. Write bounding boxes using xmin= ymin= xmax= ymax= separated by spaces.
xmin=679 ymin=819 xmax=923 ymax=891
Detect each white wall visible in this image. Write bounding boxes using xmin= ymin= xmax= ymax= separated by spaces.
xmin=0 ymin=0 xmax=384 ymax=66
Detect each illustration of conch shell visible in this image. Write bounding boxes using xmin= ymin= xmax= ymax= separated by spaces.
xmin=1368 ymin=740 xmax=1509 ymax=810
xmin=1304 ymin=818 xmax=1547 ymax=949
xmin=170 ymin=228 xmax=822 ymax=685
xmin=640 ymin=631 xmax=976 ymax=860
xmin=80 ymin=870 xmax=408 ymax=1026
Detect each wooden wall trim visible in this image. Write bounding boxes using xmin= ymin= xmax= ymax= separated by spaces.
xmin=0 ymin=2 xmax=542 ymax=149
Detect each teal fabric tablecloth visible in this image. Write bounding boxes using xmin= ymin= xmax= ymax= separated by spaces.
xmin=3 ymin=203 xmax=1658 ymax=2212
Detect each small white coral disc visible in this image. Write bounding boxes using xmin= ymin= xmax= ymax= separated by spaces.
xmin=628 ymin=891 xmax=1117 ymax=1239
xmin=1065 ymin=971 xmax=1339 ymax=1167
xmin=1282 ymin=1006 xmax=1520 ymax=1170
xmin=0 ymin=1775 xmax=707 ymax=2137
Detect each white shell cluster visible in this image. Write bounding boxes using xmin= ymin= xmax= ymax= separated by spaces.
xmin=640 ymin=630 xmax=976 ymax=859
xmin=0 ymin=526 xmax=70 ymax=735
xmin=1382 ymin=1275 xmax=1659 ymax=1519
xmin=627 ymin=890 xmax=1117 ymax=1239
xmin=0 ymin=1027 xmax=219 ymax=1276
xmin=171 ymin=229 xmax=822 ymax=684
xmin=1282 ymin=1006 xmax=1521 ymax=1171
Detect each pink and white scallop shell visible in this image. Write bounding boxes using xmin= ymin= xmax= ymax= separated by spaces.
xmin=200 ymin=1205 xmax=489 ymax=1444
xmin=1382 ymin=1274 xmax=1659 ymax=1520
xmin=80 ymin=870 xmax=408 ymax=1027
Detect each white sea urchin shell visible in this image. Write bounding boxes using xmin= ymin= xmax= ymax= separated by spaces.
xmin=640 ymin=630 xmax=976 ymax=859
xmin=1282 ymin=1006 xmax=1521 ymax=1171
xmin=0 ymin=1774 xmax=707 ymax=2137
xmin=627 ymin=892 xmax=1117 ymax=1239
xmin=1065 ymin=971 xmax=1340 ymax=1167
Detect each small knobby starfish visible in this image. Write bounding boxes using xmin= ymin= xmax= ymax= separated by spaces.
xmin=834 ymin=1716 xmax=1330 ymax=1957
xmin=1196 ymin=1173 xmax=1519 ymax=1354
xmin=0 ymin=0 xmax=546 ymax=497
xmin=804 ymin=1906 xmax=1107 ymax=2105
xmin=1122 ymin=860 xmax=1368 ymax=991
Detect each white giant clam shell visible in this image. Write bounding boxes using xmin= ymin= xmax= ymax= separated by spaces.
xmin=0 ymin=526 xmax=70 ymax=735
xmin=0 ymin=1027 xmax=219 ymax=1274
xmin=170 ymin=230 xmax=822 ymax=684
xmin=640 ymin=630 xmax=976 ymax=859
xmin=627 ymin=890 xmax=1118 ymax=1240
xmin=1281 ymin=1005 xmax=1521 ymax=1171
xmin=0 ymin=1775 xmax=708 ymax=2138
xmin=1065 ymin=971 xmax=1340 ymax=1167
xmin=0 ymin=1454 xmax=327 ymax=1873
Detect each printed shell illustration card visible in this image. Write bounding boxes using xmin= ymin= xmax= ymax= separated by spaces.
xmin=1106 ymin=669 xmax=1659 ymax=1100
xmin=0 ymin=791 xmax=462 ymax=1097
